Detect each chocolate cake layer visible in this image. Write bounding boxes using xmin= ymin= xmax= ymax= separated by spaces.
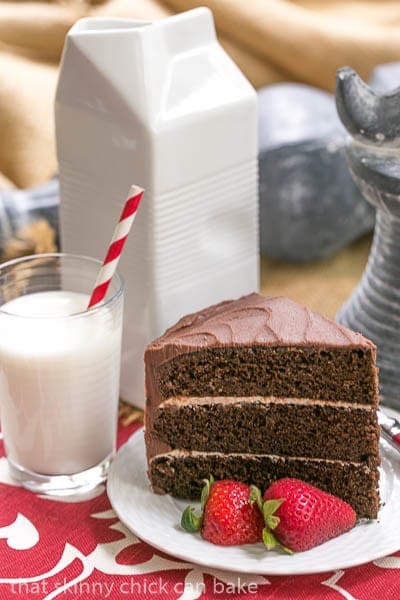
xmin=150 ymin=451 xmax=380 ymax=519
xmin=153 ymin=397 xmax=380 ymax=462
xmin=154 ymin=346 xmax=377 ymax=404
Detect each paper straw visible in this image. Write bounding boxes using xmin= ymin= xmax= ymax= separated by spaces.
xmin=87 ymin=185 xmax=144 ymax=309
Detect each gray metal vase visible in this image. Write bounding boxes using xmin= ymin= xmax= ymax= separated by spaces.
xmin=335 ymin=67 xmax=400 ymax=408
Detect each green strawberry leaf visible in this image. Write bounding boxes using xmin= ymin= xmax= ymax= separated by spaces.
xmin=249 ymin=485 xmax=263 ymax=511
xmin=262 ymin=527 xmax=278 ymax=550
xmin=181 ymin=506 xmax=203 ymax=533
xmin=200 ymin=475 xmax=215 ymax=510
xmin=263 ymin=498 xmax=285 ymax=517
xmin=262 ymin=526 xmax=294 ymax=554
xmin=262 ymin=499 xmax=284 ymax=530
xmin=260 ymin=497 xmax=294 ymax=555
xmin=266 ymin=514 xmax=280 ymax=530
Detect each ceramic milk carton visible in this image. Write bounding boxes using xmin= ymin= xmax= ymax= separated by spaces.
xmin=56 ymin=8 xmax=259 ymax=407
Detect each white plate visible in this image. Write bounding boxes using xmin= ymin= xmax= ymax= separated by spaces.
xmin=107 ymin=428 xmax=400 ymax=575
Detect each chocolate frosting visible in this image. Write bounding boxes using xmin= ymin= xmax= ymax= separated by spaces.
xmin=147 ymin=293 xmax=374 ymax=355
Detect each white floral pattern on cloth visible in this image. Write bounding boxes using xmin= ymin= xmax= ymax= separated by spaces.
xmin=0 ymin=507 xmax=269 ymax=599
xmin=0 ymin=422 xmax=399 ymax=600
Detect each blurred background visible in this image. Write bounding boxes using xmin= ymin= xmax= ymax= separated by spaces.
xmin=1 ymin=0 xmax=400 ymax=317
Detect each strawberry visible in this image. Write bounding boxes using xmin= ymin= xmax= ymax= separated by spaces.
xmin=181 ymin=477 xmax=264 ymax=546
xmin=253 ymin=478 xmax=356 ymax=553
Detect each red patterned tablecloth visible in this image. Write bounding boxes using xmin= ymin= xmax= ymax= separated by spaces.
xmin=0 ymin=421 xmax=399 ymax=600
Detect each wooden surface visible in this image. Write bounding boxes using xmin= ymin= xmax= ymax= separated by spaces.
xmin=261 ymin=234 xmax=371 ymax=318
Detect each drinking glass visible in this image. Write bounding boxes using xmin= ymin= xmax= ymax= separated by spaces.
xmin=0 ymin=253 xmax=124 ymax=495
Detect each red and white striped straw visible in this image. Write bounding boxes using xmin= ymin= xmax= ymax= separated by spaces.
xmin=87 ymin=184 xmax=144 ymax=310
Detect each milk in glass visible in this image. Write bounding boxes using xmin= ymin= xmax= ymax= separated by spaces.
xmin=0 ymin=291 xmax=122 ymax=475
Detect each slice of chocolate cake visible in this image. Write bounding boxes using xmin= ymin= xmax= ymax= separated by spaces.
xmin=144 ymin=293 xmax=380 ymax=519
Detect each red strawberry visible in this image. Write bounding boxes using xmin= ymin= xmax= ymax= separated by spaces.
xmin=259 ymin=478 xmax=356 ymax=552
xmin=181 ymin=477 xmax=264 ymax=546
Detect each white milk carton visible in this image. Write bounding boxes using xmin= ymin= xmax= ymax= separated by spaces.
xmin=56 ymin=8 xmax=259 ymax=407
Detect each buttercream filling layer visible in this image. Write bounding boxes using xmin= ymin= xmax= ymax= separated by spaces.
xmin=151 ymin=449 xmax=374 ymax=465
xmin=158 ymin=396 xmax=375 ymax=410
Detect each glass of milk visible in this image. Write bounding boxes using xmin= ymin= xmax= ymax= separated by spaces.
xmin=0 ymin=253 xmax=124 ymax=495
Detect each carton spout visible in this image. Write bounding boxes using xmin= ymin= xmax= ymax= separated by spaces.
xmin=69 ymin=17 xmax=152 ymax=36
xmin=153 ymin=8 xmax=216 ymax=56
xmin=69 ymin=8 xmax=213 ymax=46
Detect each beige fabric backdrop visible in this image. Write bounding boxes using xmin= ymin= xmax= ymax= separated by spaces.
xmin=1 ymin=0 xmax=391 ymax=313
xmin=1 ymin=0 xmax=400 ymax=190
